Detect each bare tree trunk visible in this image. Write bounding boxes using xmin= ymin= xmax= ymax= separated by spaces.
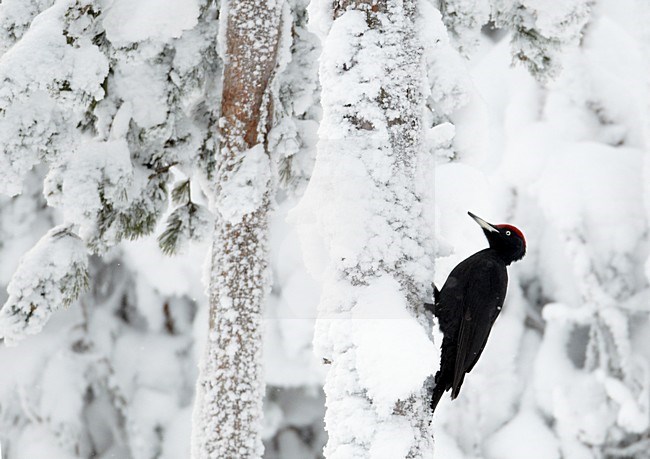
xmin=192 ymin=1 xmax=283 ymax=457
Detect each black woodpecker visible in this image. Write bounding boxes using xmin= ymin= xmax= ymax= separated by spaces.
xmin=429 ymin=211 xmax=526 ymax=413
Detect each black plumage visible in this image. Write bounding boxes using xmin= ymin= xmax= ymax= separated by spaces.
xmin=430 ymin=212 xmax=526 ymax=413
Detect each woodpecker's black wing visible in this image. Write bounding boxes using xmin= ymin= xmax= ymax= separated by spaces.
xmin=450 ymin=255 xmax=507 ymax=398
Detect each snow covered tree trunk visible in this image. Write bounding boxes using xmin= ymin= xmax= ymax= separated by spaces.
xmin=191 ymin=1 xmax=283 ymax=458
xmin=297 ymin=0 xmax=436 ymax=457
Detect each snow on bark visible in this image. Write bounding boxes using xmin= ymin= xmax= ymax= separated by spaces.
xmin=0 ymin=225 xmax=88 ymax=345
xmin=352 ymin=276 xmax=437 ymax=417
xmin=217 ymin=143 xmax=272 ymax=225
xmin=191 ymin=0 xmax=283 ymax=457
xmin=294 ymin=0 xmax=437 ymax=456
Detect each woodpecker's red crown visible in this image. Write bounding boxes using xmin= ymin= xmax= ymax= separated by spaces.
xmin=468 ymin=211 xmax=526 ymax=265
xmin=495 ymin=224 xmax=526 ymax=248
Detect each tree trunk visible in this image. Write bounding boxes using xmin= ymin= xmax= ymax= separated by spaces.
xmin=192 ymin=1 xmax=283 ymax=457
xmin=297 ymin=0 xmax=436 ymax=456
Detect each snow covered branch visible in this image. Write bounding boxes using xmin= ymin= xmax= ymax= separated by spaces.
xmin=493 ymin=0 xmax=592 ymax=80
xmin=0 ymin=225 xmax=88 ymax=345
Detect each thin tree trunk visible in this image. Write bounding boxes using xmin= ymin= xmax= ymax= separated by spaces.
xmin=192 ymin=1 xmax=283 ymax=457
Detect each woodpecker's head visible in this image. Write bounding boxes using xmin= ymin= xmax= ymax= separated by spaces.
xmin=468 ymin=211 xmax=526 ymax=265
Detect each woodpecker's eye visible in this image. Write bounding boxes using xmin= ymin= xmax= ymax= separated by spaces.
xmin=506 ymin=230 xmax=511 ymax=236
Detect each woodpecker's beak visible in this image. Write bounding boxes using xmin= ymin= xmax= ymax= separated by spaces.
xmin=468 ymin=211 xmax=499 ymax=233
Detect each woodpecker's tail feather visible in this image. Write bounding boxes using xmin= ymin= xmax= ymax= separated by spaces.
xmin=430 ymin=381 xmax=446 ymax=413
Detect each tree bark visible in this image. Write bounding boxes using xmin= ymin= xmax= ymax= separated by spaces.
xmin=192 ymin=1 xmax=283 ymax=457
xmin=301 ymin=0 xmax=436 ymax=456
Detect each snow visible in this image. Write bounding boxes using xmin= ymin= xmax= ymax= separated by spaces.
xmin=59 ymin=139 xmax=133 ymax=239
xmin=418 ymin=3 xmax=472 ymax=116
xmin=293 ymin=0 xmax=439 ymax=456
xmin=103 ymin=0 xmax=201 ymax=46
xmin=493 ymin=0 xmax=591 ymax=79
xmin=13 ymin=424 xmax=77 ymax=459
xmin=0 ymin=0 xmax=55 ymax=52
xmin=161 ymin=407 xmax=193 ymax=459
xmin=0 ymin=225 xmax=88 ymax=345
xmin=352 ymin=276 xmax=437 ymax=417
xmin=1 ymin=0 xmax=650 ymax=457
xmin=368 ymin=420 xmax=415 ymax=459
xmin=438 ymin=0 xmax=490 ymax=55
xmin=39 ymin=350 xmax=87 ymax=450
xmin=264 ymin=198 xmax=324 ymax=390
xmin=306 ymin=0 xmax=332 ymax=41
xmin=485 ymin=410 xmax=560 ymax=459
xmin=128 ymin=388 xmax=179 ymax=459
xmin=602 ymin=374 xmax=649 ymax=433
xmin=425 ymin=1 xmax=650 ymax=456
xmin=217 ymin=143 xmax=272 ymax=225
xmin=0 ymin=0 xmax=109 ymax=195
xmin=0 ymin=2 xmax=106 ymax=97
xmin=519 ymin=0 xmax=590 ymax=40
xmin=432 ymin=430 xmax=465 ymax=459
xmin=111 ymin=56 xmax=170 ymax=129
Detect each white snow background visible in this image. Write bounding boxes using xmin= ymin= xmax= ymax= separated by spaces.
xmin=0 ymin=0 xmax=649 ymax=458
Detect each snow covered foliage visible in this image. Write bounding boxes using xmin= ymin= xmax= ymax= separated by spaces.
xmin=492 ymin=0 xmax=592 ymax=80
xmin=0 ymin=225 xmax=88 ymax=345
xmin=269 ymin=0 xmax=321 ymax=195
xmin=158 ymin=179 xmax=212 ymax=255
xmin=429 ymin=1 xmax=650 ymax=458
xmin=0 ymin=246 xmax=202 ymax=458
xmin=0 ymin=0 xmax=108 ymax=197
xmin=0 ymin=0 xmax=326 ymax=456
xmin=0 ymin=0 xmax=218 ymax=337
xmin=0 ymin=0 xmax=55 ymax=53
xmin=419 ymin=3 xmax=472 ymax=125
xmin=2 ymin=0 xmax=650 ymax=457
xmin=439 ymin=0 xmax=490 ymax=56
xmin=0 ymin=0 xmax=217 ymax=246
